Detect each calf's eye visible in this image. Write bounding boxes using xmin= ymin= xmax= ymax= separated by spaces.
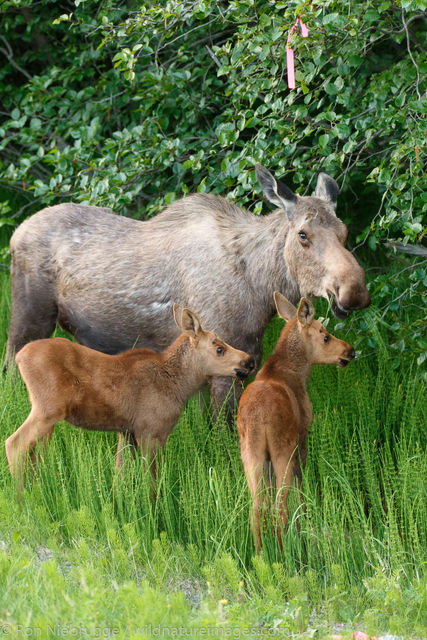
xmin=217 ymin=347 xmax=224 ymax=355
xmin=324 ymin=335 xmax=330 ymax=343
xmin=299 ymin=231 xmax=307 ymax=241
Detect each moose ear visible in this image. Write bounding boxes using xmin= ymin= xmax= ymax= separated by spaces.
xmin=297 ymin=297 xmax=315 ymax=326
xmin=256 ymin=164 xmax=298 ymax=220
xmin=315 ymin=173 xmax=339 ymax=210
xmin=174 ymin=304 xmax=201 ymax=337
xmin=173 ymin=303 xmax=184 ymax=328
xmin=274 ymin=291 xmax=297 ymax=321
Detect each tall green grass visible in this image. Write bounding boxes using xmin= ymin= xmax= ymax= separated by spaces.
xmin=0 ymin=272 xmax=425 ymax=637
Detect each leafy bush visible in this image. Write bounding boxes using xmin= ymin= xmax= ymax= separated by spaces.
xmin=0 ymin=1 xmax=424 ymax=225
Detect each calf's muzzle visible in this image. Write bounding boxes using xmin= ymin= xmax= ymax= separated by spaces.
xmin=339 ymin=347 xmax=356 ymax=368
xmin=235 ymin=357 xmax=255 ymax=380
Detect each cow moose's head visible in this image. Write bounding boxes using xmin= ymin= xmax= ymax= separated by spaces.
xmin=256 ymin=164 xmax=370 ymax=318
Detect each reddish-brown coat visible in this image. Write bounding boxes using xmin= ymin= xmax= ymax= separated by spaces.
xmin=237 ymin=293 xmax=355 ymax=552
xmin=6 ymin=305 xmax=254 ymax=494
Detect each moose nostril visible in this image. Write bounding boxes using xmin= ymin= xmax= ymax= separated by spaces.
xmin=247 ymin=359 xmax=255 ymax=372
xmin=347 ymin=348 xmax=355 ymax=359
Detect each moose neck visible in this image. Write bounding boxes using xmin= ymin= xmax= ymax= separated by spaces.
xmin=269 ymin=322 xmax=312 ymax=388
xmin=160 ymin=334 xmax=208 ymax=404
xmin=232 ymin=210 xmax=300 ymax=314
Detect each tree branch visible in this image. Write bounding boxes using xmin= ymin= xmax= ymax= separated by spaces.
xmin=384 ymin=241 xmax=427 ymax=257
xmin=0 ymin=36 xmax=32 ymax=82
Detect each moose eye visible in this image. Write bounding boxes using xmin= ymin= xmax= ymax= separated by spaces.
xmin=298 ymin=231 xmax=308 ymax=241
xmin=216 ymin=346 xmax=224 ymax=355
xmin=324 ymin=335 xmax=330 ymax=343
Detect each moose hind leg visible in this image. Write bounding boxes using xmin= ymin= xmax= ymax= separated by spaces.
xmin=271 ymin=447 xmax=297 ymax=549
xmin=5 ymin=266 xmax=58 ymax=368
xmin=5 ymin=410 xmax=55 ymax=495
xmin=241 ymin=442 xmax=266 ymax=553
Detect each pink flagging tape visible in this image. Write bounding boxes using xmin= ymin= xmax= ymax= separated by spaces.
xmin=300 ymin=20 xmax=308 ymax=37
xmin=331 ymin=633 xmax=380 ymax=640
xmin=286 ymin=47 xmax=295 ymax=89
xmin=286 ymin=17 xmax=309 ymax=89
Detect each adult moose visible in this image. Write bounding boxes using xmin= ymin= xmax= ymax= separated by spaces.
xmin=5 ymin=165 xmax=370 ymax=410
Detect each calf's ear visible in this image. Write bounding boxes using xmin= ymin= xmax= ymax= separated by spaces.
xmin=274 ymin=291 xmax=297 ymax=321
xmin=174 ymin=304 xmax=201 ymax=337
xmin=297 ymin=297 xmax=315 ymax=326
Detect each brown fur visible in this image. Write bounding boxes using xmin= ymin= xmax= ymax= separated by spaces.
xmin=6 ymin=305 xmax=254 ymax=493
xmin=5 ymin=166 xmax=369 ymax=415
xmin=237 ymin=293 xmax=355 ymax=552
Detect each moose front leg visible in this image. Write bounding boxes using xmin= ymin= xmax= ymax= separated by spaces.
xmin=209 ymin=335 xmax=261 ymax=427
xmin=115 ymin=432 xmax=138 ymax=469
xmin=209 ymin=376 xmax=244 ymax=427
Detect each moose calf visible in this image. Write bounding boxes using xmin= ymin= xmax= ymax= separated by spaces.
xmin=6 ymin=304 xmax=254 ymax=489
xmin=237 ymin=293 xmax=355 ymax=552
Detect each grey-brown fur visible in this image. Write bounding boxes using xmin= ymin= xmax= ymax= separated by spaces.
xmin=5 ymin=165 xmax=370 ymax=409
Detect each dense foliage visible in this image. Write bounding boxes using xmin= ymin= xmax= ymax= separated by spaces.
xmin=0 ymin=0 xmax=425 ymax=365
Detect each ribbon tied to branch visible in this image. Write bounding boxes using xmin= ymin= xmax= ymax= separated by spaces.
xmin=286 ymin=17 xmax=309 ymax=89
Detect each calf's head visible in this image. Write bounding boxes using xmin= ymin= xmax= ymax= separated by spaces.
xmin=173 ymin=304 xmax=255 ymax=380
xmin=256 ymin=165 xmax=370 ymax=318
xmin=274 ymin=293 xmax=355 ymax=368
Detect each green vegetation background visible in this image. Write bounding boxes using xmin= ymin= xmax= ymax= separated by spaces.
xmin=0 ymin=0 xmax=426 ymax=637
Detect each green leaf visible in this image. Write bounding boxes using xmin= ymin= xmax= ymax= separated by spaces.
xmin=368 ymin=235 xmax=377 ymax=251
xmin=322 ymin=13 xmax=347 ymax=29
xmin=365 ymin=9 xmax=380 ymax=22
xmin=319 ymin=134 xmax=330 ymax=148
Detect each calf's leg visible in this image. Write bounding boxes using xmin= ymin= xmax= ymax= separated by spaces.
xmin=270 ymin=445 xmax=297 ymax=549
xmin=115 ymin=432 xmax=138 ymax=469
xmin=240 ymin=441 xmax=266 ymax=553
xmin=135 ymin=434 xmax=166 ymax=500
xmin=5 ymin=409 xmax=56 ymax=497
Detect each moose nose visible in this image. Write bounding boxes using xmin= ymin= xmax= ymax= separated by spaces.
xmin=339 ymin=346 xmax=355 ymax=368
xmin=360 ymin=289 xmax=371 ymax=309
xmin=235 ymin=357 xmax=255 ymax=379
xmin=336 ymin=284 xmax=371 ymax=311
xmin=247 ymin=358 xmax=255 ymax=372
xmin=343 ymin=346 xmax=356 ymax=362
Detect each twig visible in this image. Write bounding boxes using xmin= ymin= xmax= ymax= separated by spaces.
xmin=0 ymin=35 xmax=32 ymax=82
xmin=205 ymin=45 xmax=221 ymax=68
xmin=384 ymin=241 xmax=427 ymax=256
xmin=380 ymin=279 xmax=422 ymax=316
xmin=401 ymin=9 xmax=422 ymax=101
